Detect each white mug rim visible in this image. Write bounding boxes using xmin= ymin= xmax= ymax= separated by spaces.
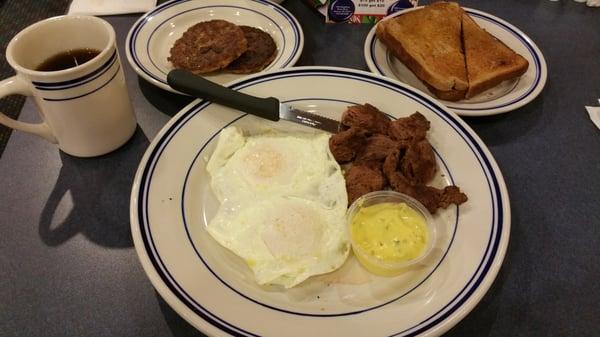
xmin=6 ymin=15 xmax=116 ymax=78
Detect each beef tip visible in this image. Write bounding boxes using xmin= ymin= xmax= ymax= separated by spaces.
xmin=341 ymin=104 xmax=390 ymax=135
xmin=329 ymin=127 xmax=366 ymax=163
xmin=383 ymin=149 xmax=417 ymax=198
xmin=355 ymin=134 xmax=402 ymax=163
xmin=438 ymin=186 xmax=468 ymax=208
xmin=388 ymin=112 xmax=430 ymax=142
xmin=410 ymin=185 xmax=444 ymax=214
xmin=401 ymin=184 xmax=467 ymax=215
xmin=383 ymin=150 xmax=413 ymax=195
xmin=383 ymin=150 xmax=466 ymax=213
xmin=345 ymin=163 xmax=386 ymax=205
xmin=408 ymin=184 xmax=468 ymax=214
xmin=400 ymin=139 xmax=437 ymax=185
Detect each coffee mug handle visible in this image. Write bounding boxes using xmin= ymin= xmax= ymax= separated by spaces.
xmin=0 ymin=76 xmax=57 ymax=143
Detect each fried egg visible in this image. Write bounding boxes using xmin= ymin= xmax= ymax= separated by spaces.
xmin=206 ymin=126 xmax=349 ymax=288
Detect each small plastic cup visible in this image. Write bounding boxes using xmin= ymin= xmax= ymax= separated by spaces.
xmin=346 ymin=191 xmax=436 ymax=276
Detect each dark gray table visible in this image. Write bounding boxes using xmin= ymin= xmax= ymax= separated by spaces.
xmin=1 ymin=1 xmax=599 ymax=336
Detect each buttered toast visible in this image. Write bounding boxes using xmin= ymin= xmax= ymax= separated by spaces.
xmin=376 ymin=1 xmax=529 ymax=102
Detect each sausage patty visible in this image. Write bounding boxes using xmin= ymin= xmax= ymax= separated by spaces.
xmin=226 ymin=26 xmax=277 ymax=74
xmin=168 ymin=20 xmax=247 ymax=74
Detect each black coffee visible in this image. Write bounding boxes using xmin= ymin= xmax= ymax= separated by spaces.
xmin=36 ymin=48 xmax=101 ymax=71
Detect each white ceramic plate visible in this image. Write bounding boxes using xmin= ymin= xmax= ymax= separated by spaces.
xmin=364 ymin=7 xmax=547 ymax=116
xmin=130 ymin=67 xmax=511 ymax=337
xmin=125 ymin=0 xmax=304 ymax=94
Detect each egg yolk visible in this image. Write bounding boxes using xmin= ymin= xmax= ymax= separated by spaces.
xmin=350 ymin=202 xmax=429 ymax=272
xmin=244 ymin=147 xmax=283 ymax=178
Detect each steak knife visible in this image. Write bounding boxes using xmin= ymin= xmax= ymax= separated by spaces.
xmin=167 ymin=69 xmax=341 ymax=133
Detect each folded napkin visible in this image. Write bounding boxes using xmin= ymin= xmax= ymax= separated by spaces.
xmin=586 ymin=99 xmax=600 ymax=130
xmin=68 ymin=0 xmax=157 ymax=16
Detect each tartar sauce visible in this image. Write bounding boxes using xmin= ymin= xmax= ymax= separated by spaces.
xmin=350 ymin=202 xmax=429 ymax=275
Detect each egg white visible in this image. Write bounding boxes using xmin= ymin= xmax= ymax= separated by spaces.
xmin=205 ymin=126 xmax=349 ymax=288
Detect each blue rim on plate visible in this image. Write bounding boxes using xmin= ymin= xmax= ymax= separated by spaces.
xmin=364 ymin=7 xmax=547 ymax=116
xmin=125 ymin=0 xmax=304 ymax=93
xmin=130 ymin=67 xmax=511 ymax=337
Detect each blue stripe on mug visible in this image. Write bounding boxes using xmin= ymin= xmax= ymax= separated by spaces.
xmin=42 ymin=64 xmax=120 ymax=102
xmin=33 ymin=50 xmax=117 ymax=90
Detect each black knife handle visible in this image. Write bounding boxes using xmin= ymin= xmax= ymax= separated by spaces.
xmin=167 ymin=69 xmax=280 ymax=121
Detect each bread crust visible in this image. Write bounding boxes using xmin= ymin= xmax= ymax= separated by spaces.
xmin=424 ymin=83 xmax=467 ymax=101
xmin=466 ymin=62 xmax=528 ymax=98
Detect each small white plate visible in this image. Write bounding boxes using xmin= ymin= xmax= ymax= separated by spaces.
xmin=130 ymin=66 xmax=511 ymax=337
xmin=364 ymin=7 xmax=547 ymax=116
xmin=125 ymin=0 xmax=304 ymax=94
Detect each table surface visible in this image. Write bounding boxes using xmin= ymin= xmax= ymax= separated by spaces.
xmin=1 ymin=1 xmax=599 ymax=336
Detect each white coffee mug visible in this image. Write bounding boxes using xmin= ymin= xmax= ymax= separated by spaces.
xmin=0 ymin=15 xmax=136 ymax=157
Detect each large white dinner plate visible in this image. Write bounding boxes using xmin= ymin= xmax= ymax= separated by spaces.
xmin=130 ymin=67 xmax=511 ymax=337
xmin=125 ymin=0 xmax=303 ymax=94
xmin=364 ymin=7 xmax=547 ymax=116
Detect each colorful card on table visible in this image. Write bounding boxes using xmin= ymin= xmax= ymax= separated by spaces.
xmin=304 ymin=0 xmax=417 ymax=24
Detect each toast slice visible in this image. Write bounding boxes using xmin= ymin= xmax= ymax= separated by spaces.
xmin=376 ymin=2 xmax=468 ymax=101
xmin=462 ymin=13 xmax=529 ymax=98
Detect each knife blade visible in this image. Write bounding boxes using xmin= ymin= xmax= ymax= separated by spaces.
xmin=279 ymin=105 xmax=341 ymax=133
xmin=167 ymin=69 xmax=341 ymax=133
